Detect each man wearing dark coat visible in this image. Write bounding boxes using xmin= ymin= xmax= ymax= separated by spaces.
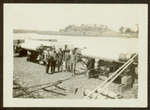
xmin=51 ymin=50 xmax=57 ymax=74
xmin=86 ymin=57 xmax=95 ymax=78
xmin=57 ymin=48 xmax=63 ymax=72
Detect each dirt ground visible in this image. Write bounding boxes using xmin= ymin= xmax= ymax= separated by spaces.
xmin=13 ymin=56 xmax=138 ymax=99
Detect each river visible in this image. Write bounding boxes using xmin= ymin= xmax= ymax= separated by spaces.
xmin=14 ymin=33 xmax=138 ymax=61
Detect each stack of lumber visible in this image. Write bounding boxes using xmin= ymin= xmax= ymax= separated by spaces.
xmin=83 ymin=54 xmax=137 ymax=99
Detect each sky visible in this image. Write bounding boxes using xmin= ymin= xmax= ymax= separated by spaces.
xmin=4 ymin=4 xmax=145 ymax=31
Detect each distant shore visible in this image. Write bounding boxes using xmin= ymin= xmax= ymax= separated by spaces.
xmin=13 ymin=29 xmax=138 ymax=38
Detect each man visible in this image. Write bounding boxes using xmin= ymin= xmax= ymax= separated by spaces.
xmin=51 ymin=50 xmax=57 ymax=73
xmin=63 ymin=45 xmax=70 ymax=72
xmin=43 ymin=48 xmax=48 ymax=65
xmin=57 ymin=48 xmax=63 ymax=72
xmin=65 ymin=50 xmax=71 ymax=72
xmin=70 ymin=50 xmax=75 ymax=73
xmin=45 ymin=47 xmax=53 ymax=74
xmin=70 ymin=48 xmax=78 ymax=76
xmin=86 ymin=57 xmax=95 ymax=78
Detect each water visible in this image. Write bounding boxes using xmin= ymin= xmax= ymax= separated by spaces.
xmin=14 ymin=33 xmax=138 ymax=61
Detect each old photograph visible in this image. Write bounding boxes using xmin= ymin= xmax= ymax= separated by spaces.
xmin=4 ymin=4 xmax=148 ymax=107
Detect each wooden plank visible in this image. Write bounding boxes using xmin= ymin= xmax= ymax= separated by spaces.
xmin=84 ymin=54 xmax=137 ymax=98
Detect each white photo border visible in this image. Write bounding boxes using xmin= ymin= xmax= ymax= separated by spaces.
xmin=3 ymin=4 xmax=148 ymax=107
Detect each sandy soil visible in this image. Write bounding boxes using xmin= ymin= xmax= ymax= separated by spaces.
xmin=13 ymin=56 xmax=137 ymax=99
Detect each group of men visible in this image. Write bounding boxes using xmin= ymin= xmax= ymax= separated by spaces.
xmin=43 ymin=45 xmax=79 ymax=76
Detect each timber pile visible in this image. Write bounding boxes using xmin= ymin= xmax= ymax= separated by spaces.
xmin=83 ymin=54 xmax=137 ymax=99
